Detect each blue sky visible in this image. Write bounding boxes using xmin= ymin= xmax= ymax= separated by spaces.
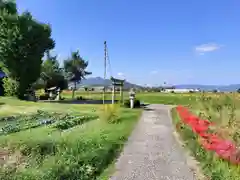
xmin=16 ymin=0 xmax=240 ymax=86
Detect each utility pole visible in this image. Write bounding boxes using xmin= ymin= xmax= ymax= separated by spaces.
xmin=103 ymin=41 xmax=107 ymax=104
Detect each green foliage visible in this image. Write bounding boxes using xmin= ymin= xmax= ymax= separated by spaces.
xmin=0 ymin=0 xmax=17 ymax=15
xmin=2 ymin=77 xmax=18 ymax=96
xmin=37 ymin=51 xmax=68 ymax=91
xmin=54 ymin=115 xmax=98 ymax=130
xmin=0 ymin=110 xmax=98 ymax=136
xmin=171 ymin=93 xmax=240 ymax=179
xmin=39 ymin=93 xmax=49 ymax=100
xmin=0 ymin=102 xmax=141 ymax=180
xmin=124 ymin=99 xmax=141 ymax=108
xmin=100 ymin=104 xmax=120 ymax=124
xmin=64 ymin=50 xmax=92 ymax=99
xmin=0 ymin=2 xmax=55 ymax=99
xmin=172 ymin=108 xmax=240 ymax=179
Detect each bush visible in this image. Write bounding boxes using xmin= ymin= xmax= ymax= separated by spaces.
xmin=53 ymin=115 xmax=98 ymax=130
xmin=76 ymin=96 xmax=83 ymax=100
xmin=100 ymin=104 xmax=120 ymax=124
xmin=2 ymin=77 xmax=19 ymax=96
xmin=123 ymin=99 xmax=141 ymax=108
xmin=39 ymin=93 xmax=49 ymax=100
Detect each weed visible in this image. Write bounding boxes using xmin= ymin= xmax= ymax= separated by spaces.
xmin=100 ymin=104 xmax=120 ymax=124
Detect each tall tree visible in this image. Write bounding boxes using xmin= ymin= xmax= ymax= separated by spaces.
xmin=0 ymin=0 xmax=55 ymax=99
xmin=42 ymin=50 xmax=60 ymax=75
xmin=64 ymin=50 xmax=91 ymax=99
xmin=39 ymin=51 xmax=67 ymax=91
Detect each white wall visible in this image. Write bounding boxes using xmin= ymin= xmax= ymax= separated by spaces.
xmin=164 ymin=88 xmax=199 ymax=93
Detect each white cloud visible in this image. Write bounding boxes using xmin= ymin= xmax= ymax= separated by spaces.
xmin=117 ymin=72 xmax=124 ymax=76
xmin=150 ymin=70 xmax=158 ymax=74
xmin=195 ymin=43 xmax=222 ymax=54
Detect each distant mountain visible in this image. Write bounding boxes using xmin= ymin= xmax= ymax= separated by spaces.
xmin=174 ymin=84 xmax=240 ymax=92
xmin=71 ymin=77 xmax=142 ymax=89
xmin=68 ymin=77 xmax=240 ymax=92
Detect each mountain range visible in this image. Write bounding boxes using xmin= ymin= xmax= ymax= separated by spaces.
xmin=74 ymin=77 xmax=240 ymax=92
xmin=75 ymin=77 xmax=142 ymax=89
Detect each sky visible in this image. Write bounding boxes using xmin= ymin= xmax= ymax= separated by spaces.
xmin=16 ymin=0 xmax=240 ymax=86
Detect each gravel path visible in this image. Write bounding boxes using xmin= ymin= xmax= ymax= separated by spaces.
xmin=110 ymin=104 xmax=195 ymax=180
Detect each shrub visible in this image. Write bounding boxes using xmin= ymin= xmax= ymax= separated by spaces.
xmin=2 ymin=77 xmax=19 ymax=96
xmin=1 ymin=124 xmax=20 ymax=134
xmin=100 ymin=104 xmax=120 ymax=124
xmin=53 ymin=115 xmax=98 ymax=130
xmin=123 ymin=99 xmax=141 ymax=108
xmin=39 ymin=93 xmax=49 ymax=100
xmin=76 ymin=96 xmax=83 ymax=100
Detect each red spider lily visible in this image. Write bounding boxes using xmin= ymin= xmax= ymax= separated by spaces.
xmin=176 ymin=105 xmax=240 ymax=165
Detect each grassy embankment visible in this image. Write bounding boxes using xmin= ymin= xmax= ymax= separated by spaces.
xmin=171 ymin=93 xmax=240 ymax=180
xmin=0 ymin=97 xmax=141 ymax=180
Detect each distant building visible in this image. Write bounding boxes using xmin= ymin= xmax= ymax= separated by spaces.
xmin=164 ymin=88 xmax=200 ymax=93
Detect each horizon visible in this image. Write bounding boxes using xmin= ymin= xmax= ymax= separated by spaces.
xmin=83 ymin=76 xmax=240 ymax=87
xmin=17 ymin=0 xmax=240 ymax=85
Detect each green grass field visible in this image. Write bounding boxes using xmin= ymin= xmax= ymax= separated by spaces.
xmin=0 ymin=97 xmax=141 ymax=180
xmin=61 ymin=90 xmax=199 ymax=105
xmin=1 ymin=92 xmax=240 ymax=179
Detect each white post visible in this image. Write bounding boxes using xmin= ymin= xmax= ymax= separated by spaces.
xmin=120 ymin=85 xmax=123 ymax=103
xmin=56 ymin=88 xmax=60 ymax=100
xmin=112 ymin=85 xmax=115 ymax=104
xmin=130 ymin=96 xmax=134 ymax=109
xmin=129 ymin=88 xmax=135 ymax=109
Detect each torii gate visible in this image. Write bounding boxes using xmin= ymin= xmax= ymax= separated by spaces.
xmin=110 ymin=76 xmax=125 ymax=104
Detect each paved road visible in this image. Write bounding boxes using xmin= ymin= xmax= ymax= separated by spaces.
xmin=110 ymin=104 xmax=196 ymax=180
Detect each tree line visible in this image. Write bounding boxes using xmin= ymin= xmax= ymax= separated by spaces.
xmin=0 ymin=0 xmax=91 ymax=99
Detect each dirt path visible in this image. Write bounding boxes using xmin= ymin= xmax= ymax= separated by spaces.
xmin=110 ymin=104 xmax=196 ymax=180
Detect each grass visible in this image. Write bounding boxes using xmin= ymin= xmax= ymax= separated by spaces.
xmin=61 ymin=90 xmax=199 ymax=105
xmin=0 ymin=97 xmax=141 ymax=180
xmin=0 ymin=97 xmax=100 ymax=117
xmin=171 ymin=92 xmax=240 ymax=180
xmin=3 ymin=91 xmax=240 ymax=179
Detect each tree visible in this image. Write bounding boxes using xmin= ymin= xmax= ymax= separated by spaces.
xmin=34 ymin=51 xmax=68 ymax=91
xmin=237 ymin=88 xmax=240 ymax=93
xmin=0 ymin=1 xmax=55 ymax=99
xmin=42 ymin=50 xmax=60 ymax=76
xmin=64 ymin=50 xmax=92 ymax=99
xmin=212 ymin=89 xmax=218 ymax=93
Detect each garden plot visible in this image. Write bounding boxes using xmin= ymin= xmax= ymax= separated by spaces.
xmin=0 ymin=110 xmax=98 ymax=135
xmin=0 ymin=98 xmax=141 ymax=180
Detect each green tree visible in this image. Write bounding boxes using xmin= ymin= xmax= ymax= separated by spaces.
xmin=0 ymin=1 xmax=54 ymax=99
xmin=34 ymin=51 xmax=68 ymax=91
xmin=64 ymin=50 xmax=92 ymax=99
xmin=237 ymin=88 xmax=240 ymax=93
xmin=42 ymin=50 xmax=61 ymax=75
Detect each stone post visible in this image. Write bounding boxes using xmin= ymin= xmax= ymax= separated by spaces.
xmin=120 ymin=85 xmax=123 ymax=103
xmin=129 ymin=88 xmax=135 ymax=109
xmin=55 ymin=88 xmax=60 ymax=100
xmin=112 ymin=85 xmax=115 ymax=104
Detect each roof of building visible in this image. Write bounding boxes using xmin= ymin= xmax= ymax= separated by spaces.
xmin=0 ymin=71 xmax=6 ymax=78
